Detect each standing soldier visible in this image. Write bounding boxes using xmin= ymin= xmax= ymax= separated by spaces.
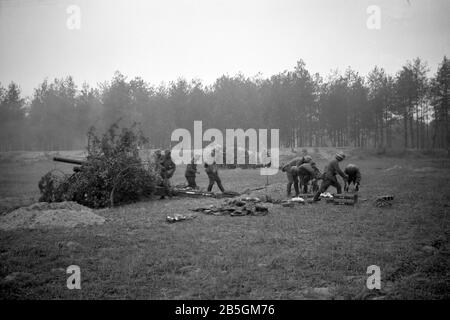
xmin=185 ymin=156 xmax=200 ymax=189
xmin=205 ymin=161 xmax=225 ymax=193
xmin=297 ymin=162 xmax=321 ymax=194
xmin=313 ymin=152 xmax=348 ymax=201
xmin=344 ymin=163 xmax=362 ymax=192
xmin=160 ymin=149 xmax=176 ymax=198
xmin=281 ymin=155 xmax=313 ymax=197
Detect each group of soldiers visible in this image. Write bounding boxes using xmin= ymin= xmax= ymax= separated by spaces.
xmin=153 ymin=148 xmax=361 ymax=201
xmin=185 ymin=156 xmax=226 ymax=192
xmin=153 ymin=150 xmax=226 ymax=196
xmin=281 ymin=152 xmax=361 ymax=202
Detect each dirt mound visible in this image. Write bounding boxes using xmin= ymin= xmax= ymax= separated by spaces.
xmin=0 ymin=201 xmax=105 ymax=231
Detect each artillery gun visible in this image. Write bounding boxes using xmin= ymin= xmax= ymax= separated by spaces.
xmin=53 ymin=156 xmax=86 ymax=172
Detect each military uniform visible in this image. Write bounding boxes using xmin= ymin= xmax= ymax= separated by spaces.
xmin=185 ymin=158 xmax=198 ymax=189
xmin=344 ymin=164 xmax=361 ymax=191
xmin=205 ymin=161 xmax=225 ymax=193
xmin=160 ymin=150 xmax=176 ymax=197
xmin=313 ymin=153 xmax=347 ymax=201
xmin=282 ymin=156 xmax=312 ymax=197
xmin=297 ymin=162 xmax=321 ymax=194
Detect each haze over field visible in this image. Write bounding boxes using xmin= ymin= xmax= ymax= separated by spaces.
xmin=1 ymin=0 xmax=449 ymax=96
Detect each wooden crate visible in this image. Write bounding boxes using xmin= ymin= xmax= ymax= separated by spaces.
xmin=332 ymin=193 xmax=358 ymax=205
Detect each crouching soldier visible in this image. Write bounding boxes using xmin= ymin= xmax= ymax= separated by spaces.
xmin=313 ymin=152 xmax=348 ymax=202
xmin=185 ymin=156 xmax=199 ymax=189
xmin=297 ymin=162 xmax=321 ymax=194
xmin=205 ymin=161 xmax=225 ymax=193
xmin=160 ymin=149 xmax=176 ymax=198
xmin=344 ymin=163 xmax=361 ymax=192
xmin=281 ymin=155 xmax=313 ymax=197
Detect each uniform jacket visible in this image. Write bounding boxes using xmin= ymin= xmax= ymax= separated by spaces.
xmin=298 ymin=163 xmax=321 ymax=178
xmin=185 ymin=163 xmax=197 ymax=177
xmin=282 ymin=157 xmax=309 ymax=172
xmin=161 ymin=156 xmax=176 ymax=178
xmin=205 ymin=162 xmax=219 ymax=177
xmin=344 ymin=164 xmax=361 ymax=183
xmin=323 ymin=159 xmax=346 ymax=180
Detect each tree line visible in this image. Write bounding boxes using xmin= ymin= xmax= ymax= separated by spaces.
xmin=0 ymin=56 xmax=449 ymax=152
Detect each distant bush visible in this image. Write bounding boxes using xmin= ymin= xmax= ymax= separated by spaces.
xmin=39 ymin=123 xmax=156 ymax=208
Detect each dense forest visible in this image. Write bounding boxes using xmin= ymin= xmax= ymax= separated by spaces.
xmin=0 ymin=56 xmax=449 ymax=152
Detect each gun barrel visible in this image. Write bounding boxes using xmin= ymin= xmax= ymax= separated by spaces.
xmin=53 ymin=156 xmax=86 ymax=166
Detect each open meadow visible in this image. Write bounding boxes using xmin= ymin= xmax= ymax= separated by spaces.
xmin=0 ymin=149 xmax=449 ymax=299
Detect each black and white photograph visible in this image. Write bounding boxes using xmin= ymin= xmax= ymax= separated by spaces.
xmin=0 ymin=0 xmax=449 ymax=306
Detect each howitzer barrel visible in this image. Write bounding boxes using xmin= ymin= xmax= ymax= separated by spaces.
xmin=53 ymin=156 xmax=86 ymax=166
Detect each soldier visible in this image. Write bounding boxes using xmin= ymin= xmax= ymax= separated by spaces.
xmin=205 ymin=161 xmax=225 ymax=193
xmin=160 ymin=149 xmax=176 ymax=198
xmin=281 ymin=155 xmax=313 ymax=197
xmin=185 ymin=156 xmax=200 ymax=189
xmin=297 ymin=162 xmax=321 ymax=194
xmin=344 ymin=163 xmax=361 ymax=192
xmin=313 ymin=152 xmax=348 ymax=201
xmin=289 ymin=166 xmax=302 ymax=197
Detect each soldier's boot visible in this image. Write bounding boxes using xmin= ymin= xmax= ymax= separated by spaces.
xmin=313 ymin=179 xmax=331 ymax=201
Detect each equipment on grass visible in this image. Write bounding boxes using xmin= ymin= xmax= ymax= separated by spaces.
xmin=374 ymin=195 xmax=394 ymax=207
xmin=331 ymin=193 xmax=358 ymax=205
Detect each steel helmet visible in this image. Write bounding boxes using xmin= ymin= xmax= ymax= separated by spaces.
xmin=335 ymin=152 xmax=346 ymax=161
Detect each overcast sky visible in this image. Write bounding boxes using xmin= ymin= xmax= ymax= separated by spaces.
xmin=0 ymin=0 xmax=449 ymax=96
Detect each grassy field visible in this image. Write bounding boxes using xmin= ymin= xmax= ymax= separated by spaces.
xmin=0 ymin=150 xmax=449 ymax=299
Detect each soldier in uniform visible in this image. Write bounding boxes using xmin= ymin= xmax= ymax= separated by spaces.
xmin=344 ymin=163 xmax=362 ymax=192
xmin=313 ymin=152 xmax=348 ymax=201
xmin=281 ymin=155 xmax=313 ymax=197
xmin=160 ymin=149 xmax=176 ymax=198
xmin=205 ymin=161 xmax=225 ymax=193
xmin=185 ymin=156 xmax=199 ymax=189
xmin=297 ymin=162 xmax=321 ymax=194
